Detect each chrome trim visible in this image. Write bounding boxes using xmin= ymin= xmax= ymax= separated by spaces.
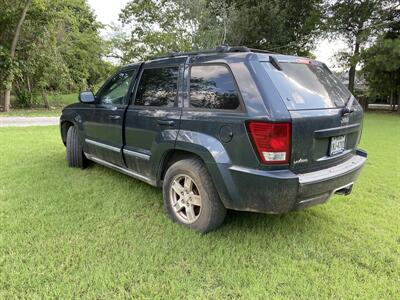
xmin=314 ymin=123 xmax=360 ymax=138
xmin=298 ymin=193 xmax=331 ymax=205
xmin=332 ymin=182 xmax=354 ymax=194
xmin=299 ymin=155 xmax=366 ymax=185
xmin=123 ymin=149 xmax=151 ymax=160
xmin=85 ymin=153 xmax=155 ymax=185
xmin=85 ymin=138 xmax=120 ymax=152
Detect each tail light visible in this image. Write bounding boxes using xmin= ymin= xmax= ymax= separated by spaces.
xmin=246 ymin=121 xmax=291 ymax=164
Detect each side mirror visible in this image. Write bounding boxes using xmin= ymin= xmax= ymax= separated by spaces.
xmin=79 ymin=91 xmax=95 ymax=103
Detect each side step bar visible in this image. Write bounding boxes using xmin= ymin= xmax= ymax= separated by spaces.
xmin=84 ymin=153 xmax=156 ymax=186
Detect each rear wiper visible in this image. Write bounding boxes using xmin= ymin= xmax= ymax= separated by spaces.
xmin=341 ymin=95 xmax=355 ymax=115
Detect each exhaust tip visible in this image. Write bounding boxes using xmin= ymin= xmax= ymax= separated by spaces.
xmin=334 ymin=183 xmax=353 ymax=196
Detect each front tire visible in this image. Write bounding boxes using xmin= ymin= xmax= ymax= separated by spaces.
xmin=163 ymin=158 xmax=227 ymax=233
xmin=66 ymin=126 xmax=88 ymax=168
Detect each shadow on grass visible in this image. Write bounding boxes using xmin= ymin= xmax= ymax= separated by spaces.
xmin=222 ymin=208 xmax=331 ymax=234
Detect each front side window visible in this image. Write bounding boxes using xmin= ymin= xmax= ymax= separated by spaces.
xmin=98 ymin=69 xmax=135 ymax=105
xmin=134 ymin=67 xmax=179 ymax=107
xmin=190 ymin=65 xmax=240 ymax=110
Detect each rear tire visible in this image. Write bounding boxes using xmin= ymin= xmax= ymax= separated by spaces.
xmin=66 ymin=126 xmax=88 ymax=168
xmin=163 ymin=158 xmax=227 ymax=233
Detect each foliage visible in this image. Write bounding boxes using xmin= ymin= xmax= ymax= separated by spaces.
xmin=223 ymin=0 xmax=324 ymax=55
xmin=362 ymin=35 xmax=400 ymax=97
xmin=116 ymin=0 xmax=224 ymax=62
xmin=14 ymin=89 xmax=37 ymax=108
xmin=326 ymin=0 xmax=397 ymax=45
xmin=0 ymin=93 xmax=78 ymax=116
xmin=0 ymin=46 xmax=19 ymax=91
xmin=324 ymin=0 xmax=399 ymax=91
xmin=1 ymin=0 xmax=398 ymax=110
xmin=0 ymin=0 xmax=113 ymax=109
xmin=116 ymin=0 xmax=324 ymax=62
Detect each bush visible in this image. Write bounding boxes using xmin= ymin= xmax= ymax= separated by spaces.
xmin=14 ymin=90 xmax=36 ymax=108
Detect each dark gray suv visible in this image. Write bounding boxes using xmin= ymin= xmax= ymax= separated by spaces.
xmin=60 ymin=46 xmax=367 ymax=233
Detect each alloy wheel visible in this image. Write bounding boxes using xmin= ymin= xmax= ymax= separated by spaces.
xmin=169 ymin=174 xmax=202 ymax=224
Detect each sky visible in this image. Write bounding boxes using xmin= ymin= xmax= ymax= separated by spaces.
xmin=88 ymin=0 xmax=348 ymax=69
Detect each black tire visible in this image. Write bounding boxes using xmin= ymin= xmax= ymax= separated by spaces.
xmin=66 ymin=126 xmax=88 ymax=168
xmin=163 ymin=158 xmax=227 ymax=233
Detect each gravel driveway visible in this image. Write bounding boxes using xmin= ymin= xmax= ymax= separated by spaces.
xmin=0 ymin=117 xmax=59 ymax=127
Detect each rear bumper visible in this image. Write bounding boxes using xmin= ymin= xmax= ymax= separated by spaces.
xmin=214 ymin=149 xmax=367 ymax=213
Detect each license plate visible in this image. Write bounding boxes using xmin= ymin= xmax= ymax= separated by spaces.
xmin=330 ymin=135 xmax=346 ymax=156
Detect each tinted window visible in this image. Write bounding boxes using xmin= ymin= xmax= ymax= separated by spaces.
xmin=98 ymin=69 xmax=135 ymax=105
xmin=262 ymin=62 xmax=350 ymax=110
xmin=134 ymin=67 xmax=179 ymax=107
xmin=190 ymin=65 xmax=240 ymax=110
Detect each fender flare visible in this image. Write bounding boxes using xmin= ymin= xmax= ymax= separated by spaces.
xmin=60 ymin=112 xmax=84 ymax=146
xmin=167 ymin=130 xmax=239 ymax=208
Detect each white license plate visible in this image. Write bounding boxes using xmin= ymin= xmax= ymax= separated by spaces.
xmin=330 ymin=135 xmax=346 ymax=156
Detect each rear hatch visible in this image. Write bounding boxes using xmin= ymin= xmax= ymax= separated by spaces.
xmin=262 ymin=58 xmax=363 ymax=173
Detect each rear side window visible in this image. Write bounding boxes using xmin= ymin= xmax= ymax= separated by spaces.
xmin=134 ymin=67 xmax=179 ymax=107
xmin=189 ymin=65 xmax=240 ymax=110
xmin=262 ymin=61 xmax=351 ymax=110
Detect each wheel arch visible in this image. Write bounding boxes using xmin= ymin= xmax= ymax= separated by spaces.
xmin=60 ymin=120 xmax=74 ymax=146
xmin=157 ymin=144 xmax=234 ymax=209
xmin=158 ymin=149 xmax=204 ymax=183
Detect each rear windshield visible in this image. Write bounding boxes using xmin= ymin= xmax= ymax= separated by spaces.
xmin=262 ymin=61 xmax=351 ymax=110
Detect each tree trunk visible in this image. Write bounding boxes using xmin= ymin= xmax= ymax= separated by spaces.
xmin=3 ymin=0 xmax=32 ymax=112
xmin=0 ymin=89 xmax=4 ymax=110
xmin=390 ymin=91 xmax=393 ymax=110
xmin=4 ymin=89 xmax=12 ymax=112
xmin=358 ymin=96 xmax=368 ymax=111
xmin=348 ymin=66 xmax=356 ymax=94
xmin=348 ymin=37 xmax=361 ymax=93
xmin=41 ymin=88 xmax=50 ymax=109
xmin=26 ymin=76 xmax=32 ymax=105
xmin=397 ymin=92 xmax=400 ymax=114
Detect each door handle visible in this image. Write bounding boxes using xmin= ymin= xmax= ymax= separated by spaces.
xmin=157 ymin=119 xmax=175 ymax=126
xmin=109 ymin=115 xmax=121 ymax=120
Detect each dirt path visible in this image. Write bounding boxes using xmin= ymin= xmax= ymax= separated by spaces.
xmin=0 ymin=117 xmax=59 ymax=127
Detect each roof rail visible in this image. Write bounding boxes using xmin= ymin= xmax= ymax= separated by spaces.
xmin=248 ymin=48 xmax=276 ymax=54
xmin=151 ymin=45 xmax=275 ymax=60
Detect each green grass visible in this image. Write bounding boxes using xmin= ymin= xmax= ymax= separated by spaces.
xmin=0 ymin=93 xmax=78 ymax=117
xmin=0 ymin=113 xmax=399 ymax=298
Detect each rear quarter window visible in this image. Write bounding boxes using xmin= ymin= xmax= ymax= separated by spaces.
xmin=189 ymin=65 xmax=241 ymax=110
xmin=262 ymin=61 xmax=351 ymax=110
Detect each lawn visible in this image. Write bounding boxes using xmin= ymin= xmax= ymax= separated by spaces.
xmin=0 ymin=113 xmax=399 ymax=298
xmin=0 ymin=93 xmax=78 ymax=117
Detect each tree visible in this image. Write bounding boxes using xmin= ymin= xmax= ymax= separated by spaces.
xmin=325 ymin=0 xmax=399 ymax=93
xmin=1 ymin=0 xmax=32 ymax=112
xmin=362 ymin=26 xmax=400 ymax=113
xmin=116 ymin=0 xmax=324 ymax=63
xmin=223 ymin=0 xmax=324 ymax=56
xmin=117 ymin=0 xmax=224 ymax=62
xmin=0 ymin=0 xmax=112 ymax=111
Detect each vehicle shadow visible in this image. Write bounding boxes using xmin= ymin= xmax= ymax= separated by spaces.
xmin=220 ymin=206 xmax=334 ymax=236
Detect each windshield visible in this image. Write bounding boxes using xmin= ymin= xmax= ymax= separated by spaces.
xmin=262 ymin=61 xmax=351 ymax=110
